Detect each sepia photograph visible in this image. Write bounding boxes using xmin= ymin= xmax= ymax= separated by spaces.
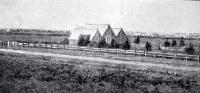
xmin=0 ymin=0 xmax=200 ymax=93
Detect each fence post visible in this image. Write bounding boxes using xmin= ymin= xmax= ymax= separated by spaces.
xmin=64 ymin=45 xmax=65 ymax=49
xmin=108 ymin=48 xmax=109 ymax=53
xmin=7 ymin=41 xmax=10 ymax=48
xmin=51 ymin=43 xmax=52 ymax=49
xmin=174 ymin=54 xmax=177 ymax=59
xmin=56 ymin=44 xmax=58 ymax=49
xmin=198 ymin=55 xmax=200 ymax=62
xmin=134 ymin=49 xmax=137 ymax=56
xmin=144 ymin=50 xmax=147 ymax=57
xmin=125 ymin=50 xmax=127 ymax=55
xmin=185 ymin=54 xmax=188 ymax=61
xmin=22 ymin=42 xmax=25 ymax=47
xmin=45 ymin=43 xmax=47 ymax=48
xmin=116 ymin=49 xmax=118 ymax=54
xmin=154 ymin=53 xmax=156 ymax=59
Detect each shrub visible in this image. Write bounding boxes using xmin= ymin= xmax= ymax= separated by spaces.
xmin=85 ymin=37 xmax=90 ymax=46
xmin=111 ymin=39 xmax=116 ymax=48
xmin=171 ymin=39 xmax=177 ymax=47
xmin=145 ymin=42 xmax=152 ymax=51
xmin=134 ymin=36 xmax=140 ymax=44
xmin=78 ymin=36 xmax=85 ymax=46
xmin=98 ymin=38 xmax=106 ymax=48
xmin=164 ymin=39 xmax=170 ymax=47
xmin=185 ymin=42 xmax=195 ymax=54
xmin=179 ymin=37 xmax=185 ymax=47
xmin=122 ymin=39 xmax=131 ymax=50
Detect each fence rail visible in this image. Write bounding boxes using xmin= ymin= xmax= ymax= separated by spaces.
xmin=1 ymin=41 xmax=200 ymax=62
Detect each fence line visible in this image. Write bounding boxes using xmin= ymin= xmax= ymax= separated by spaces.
xmin=1 ymin=41 xmax=200 ymax=62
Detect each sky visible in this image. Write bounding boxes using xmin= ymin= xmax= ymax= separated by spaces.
xmin=0 ymin=0 xmax=200 ymax=33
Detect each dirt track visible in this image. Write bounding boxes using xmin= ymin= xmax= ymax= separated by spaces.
xmin=0 ymin=48 xmax=200 ymax=72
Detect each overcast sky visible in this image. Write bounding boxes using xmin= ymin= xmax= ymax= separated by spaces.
xmin=0 ymin=0 xmax=200 ymax=33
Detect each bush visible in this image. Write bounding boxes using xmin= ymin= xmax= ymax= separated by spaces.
xmin=164 ymin=39 xmax=170 ymax=47
xmin=78 ymin=36 xmax=85 ymax=46
xmin=185 ymin=42 xmax=195 ymax=54
xmin=122 ymin=39 xmax=131 ymax=50
xmin=145 ymin=42 xmax=152 ymax=51
xmin=134 ymin=36 xmax=140 ymax=44
xmin=85 ymin=37 xmax=90 ymax=46
xmin=171 ymin=39 xmax=177 ymax=47
xmin=179 ymin=37 xmax=185 ymax=47
xmin=98 ymin=38 xmax=106 ymax=48
xmin=111 ymin=39 xmax=116 ymax=48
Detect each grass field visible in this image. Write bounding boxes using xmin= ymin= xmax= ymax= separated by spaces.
xmin=1 ymin=51 xmax=200 ymax=93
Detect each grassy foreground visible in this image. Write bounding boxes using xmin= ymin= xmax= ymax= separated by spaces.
xmin=0 ymin=52 xmax=200 ymax=93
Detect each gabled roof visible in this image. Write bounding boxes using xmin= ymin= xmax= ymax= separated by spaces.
xmin=116 ymin=28 xmax=127 ymax=37
xmin=69 ymin=24 xmax=109 ymax=40
xmin=102 ymin=25 xmax=116 ymax=37
xmin=91 ymin=29 xmax=103 ymax=41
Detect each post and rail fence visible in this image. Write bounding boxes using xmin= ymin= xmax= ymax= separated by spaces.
xmin=0 ymin=41 xmax=200 ymax=62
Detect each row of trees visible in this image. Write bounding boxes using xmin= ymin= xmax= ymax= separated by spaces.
xmin=164 ymin=38 xmax=185 ymax=47
xmin=163 ymin=38 xmax=196 ymax=54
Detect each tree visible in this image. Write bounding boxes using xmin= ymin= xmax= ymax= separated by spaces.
xmin=134 ymin=35 xmax=140 ymax=44
xmin=145 ymin=41 xmax=152 ymax=51
xmin=122 ymin=39 xmax=131 ymax=50
xmin=179 ymin=37 xmax=185 ymax=47
xmin=164 ymin=39 xmax=170 ymax=47
xmin=171 ymin=39 xmax=177 ymax=47
xmin=78 ymin=36 xmax=85 ymax=46
xmin=111 ymin=39 xmax=116 ymax=48
xmin=185 ymin=42 xmax=195 ymax=54
xmin=98 ymin=38 xmax=106 ymax=48
xmin=85 ymin=37 xmax=90 ymax=46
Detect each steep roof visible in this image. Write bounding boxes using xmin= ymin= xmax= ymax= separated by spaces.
xmin=69 ymin=24 xmax=109 ymax=40
xmin=102 ymin=25 xmax=116 ymax=37
xmin=116 ymin=28 xmax=127 ymax=37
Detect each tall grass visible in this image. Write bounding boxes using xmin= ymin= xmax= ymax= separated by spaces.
xmin=1 ymin=52 xmax=200 ymax=93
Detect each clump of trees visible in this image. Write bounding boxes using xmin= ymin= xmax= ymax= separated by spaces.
xmin=134 ymin=36 xmax=140 ymax=44
xmin=145 ymin=41 xmax=152 ymax=51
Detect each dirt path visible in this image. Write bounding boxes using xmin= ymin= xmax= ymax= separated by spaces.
xmin=0 ymin=48 xmax=200 ymax=72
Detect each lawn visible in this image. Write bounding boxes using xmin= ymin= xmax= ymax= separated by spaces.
xmin=1 ymin=51 xmax=200 ymax=93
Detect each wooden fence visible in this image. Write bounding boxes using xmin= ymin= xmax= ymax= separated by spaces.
xmin=1 ymin=41 xmax=200 ymax=62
